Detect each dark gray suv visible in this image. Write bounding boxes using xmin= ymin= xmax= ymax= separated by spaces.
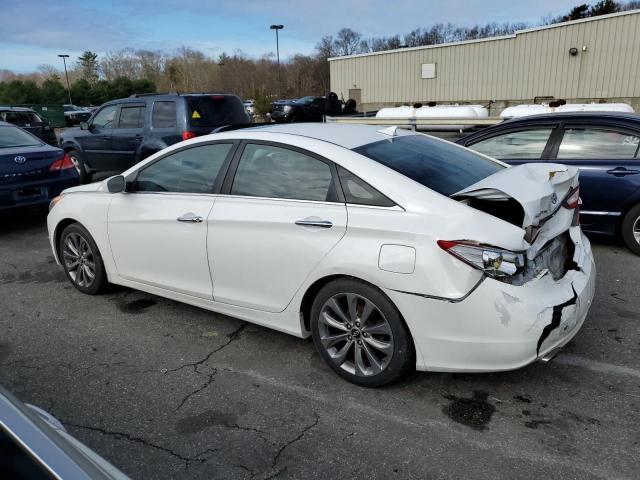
xmin=59 ymin=93 xmax=250 ymax=183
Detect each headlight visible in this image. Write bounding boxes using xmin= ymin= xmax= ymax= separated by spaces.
xmin=49 ymin=194 xmax=64 ymax=212
xmin=283 ymin=105 xmax=292 ymax=113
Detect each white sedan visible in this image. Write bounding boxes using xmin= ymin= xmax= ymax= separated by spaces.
xmin=47 ymin=124 xmax=596 ymax=387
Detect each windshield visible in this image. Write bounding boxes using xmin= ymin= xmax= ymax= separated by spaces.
xmin=295 ymin=96 xmax=316 ymax=105
xmin=353 ymin=134 xmax=504 ymax=196
xmin=0 ymin=125 xmax=42 ymax=148
xmin=186 ymin=95 xmax=249 ymax=127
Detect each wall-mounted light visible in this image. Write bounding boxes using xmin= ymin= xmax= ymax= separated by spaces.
xmin=569 ymin=47 xmax=578 ymax=56
xmin=582 ymin=45 xmax=588 ymax=52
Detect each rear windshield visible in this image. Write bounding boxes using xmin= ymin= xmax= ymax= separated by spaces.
xmin=0 ymin=126 xmax=42 ymax=148
xmin=353 ymin=134 xmax=504 ymax=196
xmin=186 ymin=95 xmax=248 ymax=127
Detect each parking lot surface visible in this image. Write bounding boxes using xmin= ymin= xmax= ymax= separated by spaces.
xmin=1 ymin=209 xmax=639 ymax=480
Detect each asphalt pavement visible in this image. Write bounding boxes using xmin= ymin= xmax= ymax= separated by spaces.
xmin=1 ymin=208 xmax=639 ymax=480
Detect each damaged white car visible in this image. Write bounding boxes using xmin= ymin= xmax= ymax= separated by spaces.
xmin=47 ymin=124 xmax=596 ymax=387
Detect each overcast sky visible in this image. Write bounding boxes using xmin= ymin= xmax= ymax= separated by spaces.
xmin=1 ymin=0 xmax=582 ymax=73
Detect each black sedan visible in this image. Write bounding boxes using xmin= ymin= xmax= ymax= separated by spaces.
xmin=457 ymin=112 xmax=640 ymax=255
xmin=0 ymin=121 xmax=79 ymax=211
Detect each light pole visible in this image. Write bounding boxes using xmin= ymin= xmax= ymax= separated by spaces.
xmin=57 ymin=54 xmax=73 ymax=105
xmin=270 ymin=24 xmax=284 ymax=96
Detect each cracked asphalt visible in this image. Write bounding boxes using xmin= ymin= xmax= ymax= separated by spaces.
xmin=1 ymin=208 xmax=639 ymax=480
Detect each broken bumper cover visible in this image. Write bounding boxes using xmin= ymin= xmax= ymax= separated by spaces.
xmin=386 ymin=227 xmax=596 ymax=372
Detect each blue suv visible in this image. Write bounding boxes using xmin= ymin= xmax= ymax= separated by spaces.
xmin=457 ymin=112 xmax=640 ymax=255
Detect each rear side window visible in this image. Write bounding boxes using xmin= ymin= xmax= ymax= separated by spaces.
xmin=186 ymin=95 xmax=248 ymax=127
xmin=337 ymin=166 xmax=395 ymax=207
xmin=152 ymin=101 xmax=177 ymax=128
xmin=118 ymin=105 xmax=145 ymax=128
xmin=468 ymin=129 xmax=554 ymax=159
xmin=353 ymin=135 xmax=503 ymax=197
xmin=135 ymin=143 xmax=233 ymax=193
xmin=0 ymin=125 xmax=41 ymax=148
xmin=23 ymin=112 xmax=43 ymax=123
xmin=557 ymin=128 xmax=640 ymax=159
xmin=231 ymin=144 xmax=336 ymax=202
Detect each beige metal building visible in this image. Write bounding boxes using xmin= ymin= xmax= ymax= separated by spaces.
xmin=329 ymin=10 xmax=640 ymax=115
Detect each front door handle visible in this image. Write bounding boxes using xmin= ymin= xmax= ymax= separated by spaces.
xmin=606 ymin=167 xmax=639 ymax=176
xmin=295 ymin=219 xmax=333 ymax=228
xmin=177 ymin=212 xmax=203 ymax=223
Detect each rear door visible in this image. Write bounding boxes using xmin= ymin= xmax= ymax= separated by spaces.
xmin=208 ymin=141 xmax=347 ymax=312
xmin=465 ymin=125 xmax=560 ymax=166
xmin=549 ymin=124 xmax=640 ymax=229
xmin=110 ymin=103 xmax=146 ymax=171
xmin=79 ymin=104 xmax=117 ymax=170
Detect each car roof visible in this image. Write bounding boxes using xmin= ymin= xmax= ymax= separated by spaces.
xmin=246 ymin=123 xmax=416 ymax=149
xmin=502 ymin=111 xmax=640 ymax=124
xmin=0 ymin=106 xmax=36 ymax=113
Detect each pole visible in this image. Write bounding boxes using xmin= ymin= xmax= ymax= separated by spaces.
xmin=58 ymin=54 xmax=73 ymax=104
xmin=270 ymin=25 xmax=284 ymax=97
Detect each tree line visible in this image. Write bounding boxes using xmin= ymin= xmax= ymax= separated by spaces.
xmin=1 ymin=1 xmax=638 ymax=110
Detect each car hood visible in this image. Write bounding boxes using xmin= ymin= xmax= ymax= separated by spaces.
xmin=452 ymin=163 xmax=579 ymax=258
xmin=63 ymin=180 xmax=107 ymax=194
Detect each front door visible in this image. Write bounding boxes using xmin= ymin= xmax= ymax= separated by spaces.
xmin=110 ymin=103 xmax=146 ymax=171
xmin=209 ymin=142 xmax=347 ymax=312
xmin=80 ymin=104 xmax=117 ymax=171
xmin=107 ymin=142 xmax=236 ymax=299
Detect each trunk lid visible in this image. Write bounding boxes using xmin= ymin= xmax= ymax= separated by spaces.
xmin=0 ymin=146 xmax=64 ymax=184
xmin=452 ymin=163 xmax=580 ymax=258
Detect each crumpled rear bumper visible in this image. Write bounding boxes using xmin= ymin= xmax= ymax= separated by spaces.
xmin=386 ymin=227 xmax=596 ymax=372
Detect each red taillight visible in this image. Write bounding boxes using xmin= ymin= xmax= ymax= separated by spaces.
xmin=563 ymin=186 xmax=580 ymax=209
xmin=211 ymin=95 xmax=226 ymax=100
xmin=437 ymin=239 xmax=525 ymax=277
xmin=182 ymin=131 xmax=197 ymax=141
xmin=49 ymin=153 xmax=75 ymax=171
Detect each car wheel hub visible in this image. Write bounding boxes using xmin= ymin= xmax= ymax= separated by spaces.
xmin=62 ymin=232 xmax=95 ymax=288
xmin=318 ymin=293 xmax=394 ymax=377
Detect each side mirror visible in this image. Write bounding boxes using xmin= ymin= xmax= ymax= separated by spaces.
xmin=80 ymin=122 xmax=89 ymax=130
xmin=106 ymin=175 xmax=126 ymax=193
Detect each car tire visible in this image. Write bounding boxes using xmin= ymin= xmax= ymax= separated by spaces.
xmin=67 ymin=150 xmax=92 ymax=184
xmin=621 ymin=203 xmax=640 ymax=256
xmin=59 ymin=223 xmax=109 ymax=295
xmin=310 ymin=278 xmax=415 ymax=387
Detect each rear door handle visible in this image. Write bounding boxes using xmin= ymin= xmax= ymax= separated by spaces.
xmin=177 ymin=212 xmax=203 ymax=223
xmin=295 ymin=219 xmax=333 ymax=228
xmin=606 ymin=167 xmax=639 ymax=176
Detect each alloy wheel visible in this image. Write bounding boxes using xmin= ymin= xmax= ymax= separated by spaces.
xmin=68 ymin=153 xmax=82 ymax=176
xmin=633 ymin=216 xmax=640 ymax=245
xmin=318 ymin=293 xmax=394 ymax=376
xmin=62 ymin=232 xmax=96 ymax=288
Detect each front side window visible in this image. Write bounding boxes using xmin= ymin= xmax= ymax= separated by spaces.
xmin=135 ymin=143 xmax=233 ymax=193
xmin=354 ymin=134 xmax=504 ymax=197
xmin=231 ymin=144 xmax=335 ymax=202
xmin=557 ymin=128 xmax=640 ymax=159
xmin=118 ymin=105 xmax=145 ymax=129
xmin=91 ymin=105 xmax=117 ymax=129
xmin=152 ymin=101 xmax=177 ymax=128
xmin=468 ymin=128 xmax=554 ymax=160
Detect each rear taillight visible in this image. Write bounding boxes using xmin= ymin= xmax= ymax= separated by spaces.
xmin=562 ymin=186 xmax=580 ymax=209
xmin=437 ymin=240 xmax=525 ymax=277
xmin=49 ymin=153 xmax=74 ymax=171
xmin=182 ymin=131 xmax=197 ymax=141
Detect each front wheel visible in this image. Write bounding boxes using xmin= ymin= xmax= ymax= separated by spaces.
xmin=310 ymin=279 xmax=414 ymax=387
xmin=621 ymin=204 xmax=640 ymax=255
xmin=59 ymin=223 xmax=109 ymax=294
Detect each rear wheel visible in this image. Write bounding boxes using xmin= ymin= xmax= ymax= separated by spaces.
xmin=621 ymin=204 xmax=640 ymax=255
xmin=59 ymin=223 xmax=108 ymax=294
xmin=310 ymin=278 xmax=414 ymax=387
xmin=67 ymin=150 xmax=92 ymax=184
